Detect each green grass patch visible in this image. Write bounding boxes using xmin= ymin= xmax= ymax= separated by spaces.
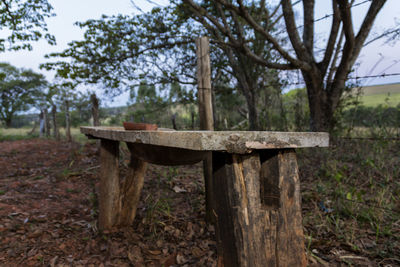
xmin=0 ymin=127 xmax=89 ymax=143
xmin=358 ymin=92 xmax=400 ymax=107
xmin=299 ymin=139 xmax=400 ymax=260
xmin=0 ymin=127 xmax=38 ymax=141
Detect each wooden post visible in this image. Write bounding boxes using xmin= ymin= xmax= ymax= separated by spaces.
xmin=212 ymin=149 xmax=306 ymax=267
xmin=196 ymin=36 xmax=214 ymax=131
xmin=196 ymin=36 xmax=215 ymax=223
xmin=118 ymin=144 xmax=147 ymax=226
xmin=99 ymin=139 xmax=120 ymax=229
xmin=91 ymin=93 xmax=100 ymax=127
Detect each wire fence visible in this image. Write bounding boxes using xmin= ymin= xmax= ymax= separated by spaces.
xmin=284 ymin=72 xmax=400 ymax=86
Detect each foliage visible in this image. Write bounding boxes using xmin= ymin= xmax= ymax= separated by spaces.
xmin=181 ymin=0 xmax=388 ymax=131
xmin=42 ymin=8 xmax=200 ymax=98
xmin=0 ymin=62 xmax=47 ymax=127
xmin=42 ymin=3 xmax=285 ymax=130
xmin=341 ymin=104 xmax=400 ymax=138
xmin=0 ymin=0 xmax=56 ymax=52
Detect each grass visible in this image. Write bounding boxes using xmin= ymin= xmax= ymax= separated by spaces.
xmin=0 ymin=127 xmax=38 ymax=141
xmin=358 ymin=92 xmax=400 ymax=107
xmin=359 ymin=83 xmax=400 ymax=95
xmin=0 ymin=126 xmax=89 ymax=143
xmin=299 ymin=138 xmax=400 ymax=263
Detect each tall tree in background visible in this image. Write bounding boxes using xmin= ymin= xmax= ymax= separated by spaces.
xmin=42 ymin=5 xmax=283 ymax=130
xmin=0 ymin=0 xmax=55 ymax=52
xmin=0 ymin=62 xmax=47 ymax=127
xmin=176 ymin=2 xmax=284 ymax=130
xmin=182 ymin=0 xmax=387 ymax=131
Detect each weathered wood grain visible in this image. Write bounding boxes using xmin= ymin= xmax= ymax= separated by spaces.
xmin=81 ymin=127 xmax=329 ymax=153
xmin=196 ymin=36 xmax=215 ymax=223
xmin=99 ymin=139 xmax=120 ymax=229
xmin=212 ymin=150 xmax=306 ymax=267
xmin=117 ymin=144 xmax=148 ymax=226
xmin=212 ymin=152 xmax=269 ymax=266
xmin=260 ymin=149 xmax=307 ymax=267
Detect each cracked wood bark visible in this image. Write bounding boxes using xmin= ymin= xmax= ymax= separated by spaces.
xmin=260 ymin=149 xmax=306 ymax=266
xmin=117 ymin=143 xmax=147 ymax=226
xmin=212 ymin=149 xmax=306 ymax=267
xmin=196 ymin=36 xmax=215 ymax=223
xmin=99 ymin=139 xmax=120 ymax=229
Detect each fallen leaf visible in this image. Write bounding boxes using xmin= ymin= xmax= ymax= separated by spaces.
xmin=49 ymin=256 xmax=58 ymax=267
xmin=148 ymin=250 xmax=162 ymax=255
xmin=173 ymin=185 xmax=186 ymax=193
xmin=176 ymin=253 xmax=187 ymax=265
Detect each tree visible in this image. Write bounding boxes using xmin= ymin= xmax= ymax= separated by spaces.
xmin=181 ymin=0 xmax=387 ymax=131
xmin=42 ymin=5 xmax=284 ymax=130
xmin=0 ymin=0 xmax=56 ymax=52
xmin=0 ymin=62 xmax=47 ymax=127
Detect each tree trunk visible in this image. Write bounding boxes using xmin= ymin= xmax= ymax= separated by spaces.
xmin=191 ymin=111 xmax=195 ymax=129
xmin=39 ymin=111 xmax=44 ymax=137
xmin=302 ymin=71 xmax=332 ymax=132
xmin=65 ymin=100 xmax=72 ymax=142
xmin=171 ymin=114 xmax=177 ymax=130
xmin=91 ymin=93 xmax=100 ymax=126
xmin=242 ymin=89 xmax=259 ymax=131
xmin=44 ymin=108 xmax=51 ymax=137
xmin=52 ymin=104 xmax=59 ymax=140
xmin=5 ymin=117 xmax=12 ymax=128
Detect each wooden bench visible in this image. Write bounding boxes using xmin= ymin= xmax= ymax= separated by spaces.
xmin=81 ymin=126 xmax=329 ymax=267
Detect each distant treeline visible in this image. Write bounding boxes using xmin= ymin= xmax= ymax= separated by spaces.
xmin=9 ymin=89 xmax=399 ymax=137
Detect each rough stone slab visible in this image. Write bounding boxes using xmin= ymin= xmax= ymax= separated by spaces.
xmin=81 ymin=126 xmax=329 ymax=154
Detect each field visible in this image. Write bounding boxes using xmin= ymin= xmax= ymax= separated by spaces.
xmin=0 ymin=127 xmax=87 ymax=142
xmin=352 ymin=83 xmax=400 ymax=107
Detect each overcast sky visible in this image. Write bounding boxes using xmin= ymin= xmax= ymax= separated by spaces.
xmin=1 ymin=0 xmax=399 ymax=106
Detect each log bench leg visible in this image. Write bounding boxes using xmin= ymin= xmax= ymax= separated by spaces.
xmin=118 ymin=144 xmax=147 ymax=226
xmin=99 ymin=140 xmax=147 ymax=230
xmin=99 ymin=139 xmax=120 ymax=229
xmin=212 ymin=149 xmax=306 ymax=267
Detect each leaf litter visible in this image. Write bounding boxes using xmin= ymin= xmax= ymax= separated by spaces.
xmin=0 ymin=139 xmax=217 ymax=266
xmin=1 ymin=138 xmax=398 ymax=266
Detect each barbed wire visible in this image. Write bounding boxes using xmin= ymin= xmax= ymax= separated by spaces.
xmin=284 ymin=72 xmax=400 ymax=86
xmin=348 ymin=72 xmax=400 ymax=80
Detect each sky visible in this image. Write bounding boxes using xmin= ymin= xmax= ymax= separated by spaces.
xmin=1 ymin=0 xmax=399 ymax=107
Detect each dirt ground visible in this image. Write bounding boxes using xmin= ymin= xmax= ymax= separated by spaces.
xmin=0 ymin=139 xmax=398 ymax=266
xmin=0 ymin=139 xmax=217 ymax=266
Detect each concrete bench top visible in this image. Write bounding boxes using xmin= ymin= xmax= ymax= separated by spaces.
xmin=81 ymin=126 xmax=329 ymax=154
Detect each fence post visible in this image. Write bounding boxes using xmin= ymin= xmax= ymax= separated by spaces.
xmin=196 ymin=36 xmax=215 ymax=223
xmin=91 ymin=93 xmax=100 ymax=127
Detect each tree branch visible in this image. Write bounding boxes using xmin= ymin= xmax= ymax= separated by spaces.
xmin=281 ymin=0 xmax=311 ymax=62
xmin=303 ymin=0 xmax=315 ymax=57
xmin=320 ymin=0 xmax=341 ymax=75
xmin=214 ymin=0 xmax=310 ymax=70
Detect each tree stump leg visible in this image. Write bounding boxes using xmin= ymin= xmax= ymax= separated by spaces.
xmin=117 ymin=143 xmax=147 ymax=226
xmin=99 ymin=139 xmax=120 ymax=230
xmin=203 ymin=152 xmax=216 ymax=223
xmin=212 ymin=149 xmax=306 ymax=267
